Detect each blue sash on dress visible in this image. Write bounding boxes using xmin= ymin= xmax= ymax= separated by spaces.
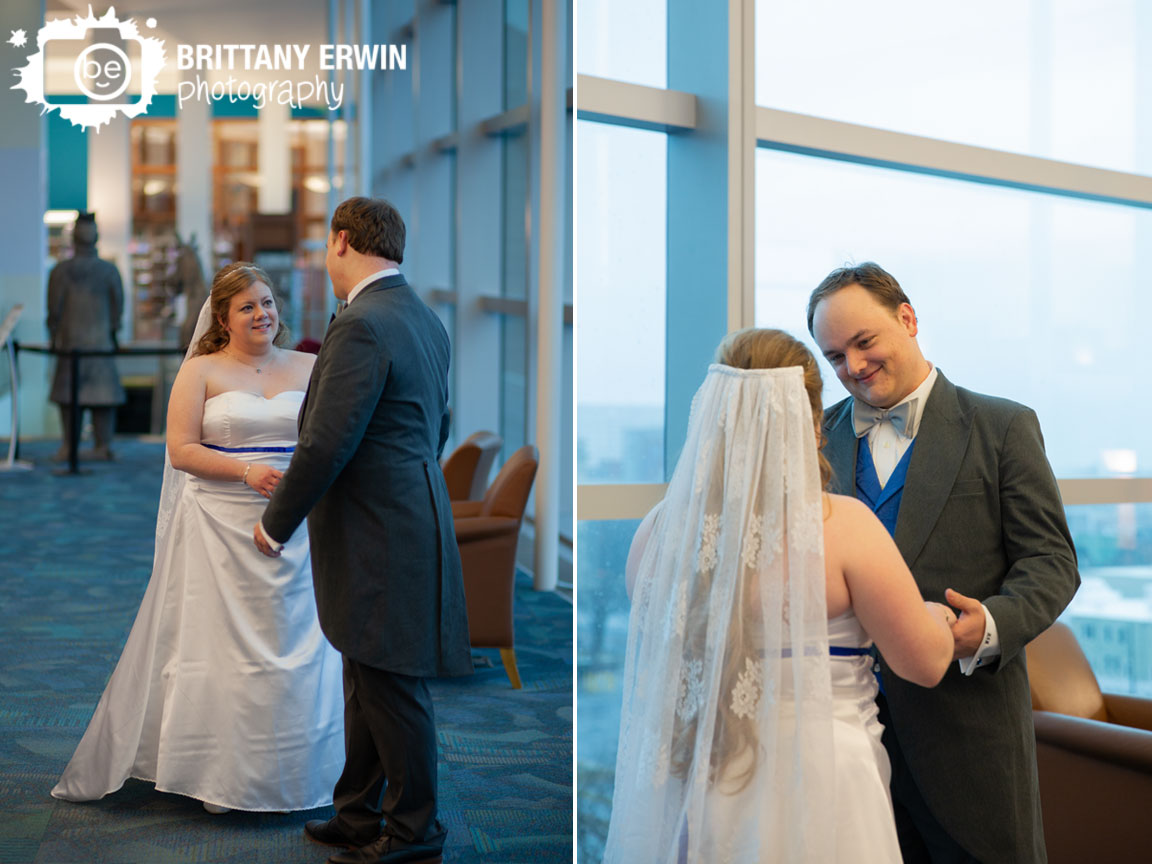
xmin=777 ymin=646 xmax=872 ymax=658
xmin=202 ymin=444 xmax=296 ymax=453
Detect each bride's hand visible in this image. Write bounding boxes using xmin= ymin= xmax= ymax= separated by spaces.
xmin=243 ymin=463 xmax=283 ymax=499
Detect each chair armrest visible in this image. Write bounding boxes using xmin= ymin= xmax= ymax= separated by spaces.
xmin=1103 ymin=693 xmax=1152 ymax=733
xmin=452 ymin=501 xmax=484 ymax=519
xmin=1033 ymin=710 xmax=1152 ymax=772
xmin=453 ymin=516 xmax=520 ymax=543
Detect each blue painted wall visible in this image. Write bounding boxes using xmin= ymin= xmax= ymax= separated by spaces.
xmin=46 ymin=96 xmax=88 ymax=211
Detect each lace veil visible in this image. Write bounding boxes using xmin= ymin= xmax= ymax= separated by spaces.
xmin=603 ymin=364 xmax=835 ymax=864
xmin=151 ymin=296 xmax=214 ymax=567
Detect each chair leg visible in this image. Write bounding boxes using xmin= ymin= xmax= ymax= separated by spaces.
xmin=499 ymin=648 xmax=522 ymax=689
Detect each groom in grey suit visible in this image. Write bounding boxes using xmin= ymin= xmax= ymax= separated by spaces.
xmin=808 ymin=263 xmax=1078 ymax=864
xmin=255 ymin=197 xmax=472 ymax=864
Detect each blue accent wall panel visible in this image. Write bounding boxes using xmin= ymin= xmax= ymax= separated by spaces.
xmin=46 ymin=95 xmax=88 ymax=211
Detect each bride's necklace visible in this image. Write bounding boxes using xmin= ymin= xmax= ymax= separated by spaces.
xmin=224 ymin=347 xmax=275 ymax=374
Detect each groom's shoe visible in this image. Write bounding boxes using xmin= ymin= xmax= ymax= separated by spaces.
xmin=327 ymin=834 xmax=444 ymax=864
xmin=305 ymin=818 xmax=377 ymax=849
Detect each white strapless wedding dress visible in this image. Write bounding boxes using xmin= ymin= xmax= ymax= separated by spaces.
xmin=828 ymin=609 xmax=902 ymax=864
xmin=52 ymin=390 xmax=344 ymax=812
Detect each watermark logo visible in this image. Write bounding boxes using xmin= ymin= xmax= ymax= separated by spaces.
xmin=11 ymin=6 xmax=166 ymax=131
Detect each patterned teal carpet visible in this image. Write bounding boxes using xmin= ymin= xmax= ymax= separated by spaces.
xmin=0 ymin=438 xmax=572 ymax=864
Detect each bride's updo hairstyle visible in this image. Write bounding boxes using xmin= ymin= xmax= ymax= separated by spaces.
xmin=715 ymin=327 xmax=833 ymax=490
xmin=193 ymin=262 xmax=288 ymax=356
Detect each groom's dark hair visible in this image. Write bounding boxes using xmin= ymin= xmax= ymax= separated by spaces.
xmin=806 ymin=262 xmax=912 ymax=334
xmin=331 ymin=197 xmax=406 ymax=264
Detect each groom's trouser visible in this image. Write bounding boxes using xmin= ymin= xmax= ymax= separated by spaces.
xmin=879 ymin=695 xmax=980 ymax=864
xmin=332 ymin=657 xmax=446 ymax=847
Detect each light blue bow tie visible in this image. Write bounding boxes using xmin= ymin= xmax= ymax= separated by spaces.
xmin=852 ymin=399 xmax=916 ymax=439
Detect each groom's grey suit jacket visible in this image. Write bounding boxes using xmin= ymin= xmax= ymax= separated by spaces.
xmin=263 ymin=274 xmax=472 ymax=678
xmin=824 ymin=370 xmax=1078 ymax=864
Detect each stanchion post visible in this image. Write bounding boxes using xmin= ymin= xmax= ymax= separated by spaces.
xmin=67 ymin=350 xmax=81 ymax=474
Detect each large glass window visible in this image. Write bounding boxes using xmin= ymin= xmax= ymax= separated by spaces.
xmin=754 ymin=148 xmax=1152 ymax=478
xmin=575 ymin=0 xmax=667 ymax=88
xmin=576 ymin=518 xmax=640 ymax=864
xmin=578 ymin=3 xmax=1152 ymax=859
xmin=1062 ymin=503 xmax=1152 ymax=695
xmin=500 ymin=131 xmax=529 ymax=460
xmin=755 ymin=0 xmax=1152 ymax=175
xmin=576 ymin=121 xmax=667 ymax=484
xmin=504 ymin=0 xmax=529 ymax=109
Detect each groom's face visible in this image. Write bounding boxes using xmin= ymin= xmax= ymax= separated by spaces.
xmin=811 ymin=284 xmax=925 ymax=409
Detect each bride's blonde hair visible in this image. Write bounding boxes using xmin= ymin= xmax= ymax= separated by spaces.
xmin=715 ymin=327 xmax=832 ymax=489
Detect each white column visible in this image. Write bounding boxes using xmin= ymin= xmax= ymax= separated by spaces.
xmin=88 ymin=118 xmax=132 ymax=340
xmin=257 ymin=101 xmax=292 ymax=214
xmin=357 ymin=0 xmax=373 ymax=196
xmin=0 ymin=0 xmax=50 ymax=436
xmin=326 ymin=0 xmax=339 ymax=225
xmin=177 ymin=70 xmax=213 ymax=278
xmin=342 ymin=0 xmax=356 ymax=198
xmin=529 ymin=0 xmax=567 ymax=591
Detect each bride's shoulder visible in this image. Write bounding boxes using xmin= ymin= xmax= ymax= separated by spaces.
xmin=824 ymin=493 xmax=872 ymax=526
xmin=282 ymin=348 xmax=318 ymax=370
xmin=176 ymin=351 xmax=217 ymax=377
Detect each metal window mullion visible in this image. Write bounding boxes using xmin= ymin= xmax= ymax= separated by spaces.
xmin=756 ymin=106 xmax=1152 ymax=210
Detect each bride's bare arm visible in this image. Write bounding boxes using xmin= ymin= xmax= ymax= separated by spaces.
xmin=828 ymin=495 xmax=953 ymax=687
xmin=625 ymin=502 xmax=662 ymax=600
xmin=166 ymin=356 xmax=282 ymax=496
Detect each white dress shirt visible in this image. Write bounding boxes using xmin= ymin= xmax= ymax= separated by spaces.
xmin=861 ymin=366 xmax=938 ymax=488
xmin=345 ymin=268 xmax=400 ymax=305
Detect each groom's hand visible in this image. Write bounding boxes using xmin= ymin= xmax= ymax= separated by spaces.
xmin=944 ymin=588 xmax=986 ymax=660
xmin=253 ymin=523 xmax=281 ymax=558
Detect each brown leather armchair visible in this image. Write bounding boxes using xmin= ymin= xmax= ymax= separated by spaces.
xmin=453 ymin=445 xmax=538 ymax=689
xmin=1026 ymin=621 xmax=1152 ymax=864
xmin=441 ymin=431 xmax=502 ymax=501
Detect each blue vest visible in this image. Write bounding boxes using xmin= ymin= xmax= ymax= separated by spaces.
xmin=855 ymin=438 xmax=916 ymax=538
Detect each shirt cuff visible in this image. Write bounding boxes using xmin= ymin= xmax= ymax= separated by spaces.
xmin=958 ymin=603 xmax=1000 ymax=676
xmin=258 ymin=521 xmax=284 ymax=554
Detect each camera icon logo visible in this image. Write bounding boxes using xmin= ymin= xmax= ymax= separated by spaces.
xmin=42 ymin=25 xmax=145 ymax=107
xmin=75 ymin=41 xmax=133 ymax=101
xmin=12 ymin=7 xmax=165 ymax=131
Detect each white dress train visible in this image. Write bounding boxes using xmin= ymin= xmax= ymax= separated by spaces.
xmin=52 ymin=390 xmax=344 ymax=812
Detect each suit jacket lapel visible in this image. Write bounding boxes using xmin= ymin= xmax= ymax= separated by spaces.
xmin=825 ymin=399 xmax=858 ymax=497
xmin=893 ymin=371 xmax=973 ymax=567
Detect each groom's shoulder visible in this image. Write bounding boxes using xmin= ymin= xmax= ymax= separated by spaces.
xmin=951 ymin=380 xmax=1034 ymax=423
xmin=823 ymin=395 xmax=853 ymax=427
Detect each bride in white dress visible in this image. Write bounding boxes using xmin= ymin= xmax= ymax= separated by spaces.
xmin=604 ymin=328 xmax=955 ymax=863
xmin=52 ymin=263 xmax=343 ymax=813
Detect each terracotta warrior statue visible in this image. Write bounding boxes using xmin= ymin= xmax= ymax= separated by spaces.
xmin=46 ymin=212 xmax=125 ymax=461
